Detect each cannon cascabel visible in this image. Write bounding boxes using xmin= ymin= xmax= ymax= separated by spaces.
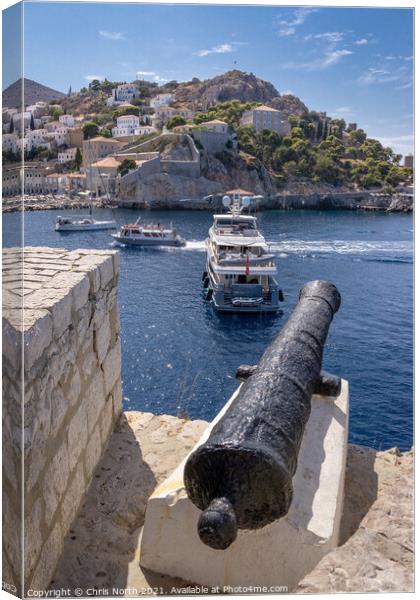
xmin=184 ymin=280 xmax=341 ymax=550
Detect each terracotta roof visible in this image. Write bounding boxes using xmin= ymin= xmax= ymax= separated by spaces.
xmin=91 ymin=157 xmax=121 ymax=168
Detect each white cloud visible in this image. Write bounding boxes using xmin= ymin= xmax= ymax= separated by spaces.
xmin=84 ymin=75 xmax=105 ymax=81
xmin=323 ymin=49 xmax=352 ymax=66
xmin=334 ymin=106 xmax=353 ymax=115
xmin=376 ymin=134 xmax=413 ymax=156
xmin=355 ymin=38 xmax=368 ymax=45
xmin=276 ymin=7 xmax=318 ymax=37
xmin=99 ymin=30 xmax=126 ymax=41
xmin=306 ymin=31 xmax=344 ymax=43
xmin=197 ymin=43 xmax=234 ymax=57
xmin=359 ymin=67 xmax=409 ymax=85
xmin=136 ymin=71 xmax=168 ymax=83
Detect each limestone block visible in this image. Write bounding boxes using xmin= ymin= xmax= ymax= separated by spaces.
xmin=70 ymin=274 xmax=90 ymax=312
xmin=98 ymin=255 xmax=114 ymax=289
xmin=2 ymin=491 xmax=22 ymax=570
xmin=94 ymin=314 xmax=111 ymax=365
xmin=99 ymin=394 xmax=115 ymax=446
xmin=86 ymin=370 xmax=106 ymax=434
xmin=84 ymin=425 xmax=102 ymax=482
xmin=102 ymin=341 xmax=121 ymax=394
xmin=45 ymin=442 xmax=71 ymax=508
xmin=67 ymin=401 xmax=89 ymax=473
xmin=28 ymin=521 xmax=63 ymax=592
xmin=59 ymin=364 xmax=81 ymax=409
xmin=23 ymin=309 xmax=53 ymax=371
xmin=24 ymin=497 xmax=43 ymax=577
xmin=112 ymin=380 xmax=123 ymax=419
xmin=50 ymin=385 xmax=68 ymax=439
xmin=80 ymin=347 xmax=97 ymax=383
xmin=2 ymin=316 xmax=21 ymax=374
xmin=140 ymin=381 xmax=349 ymax=591
xmin=60 ymin=461 xmax=86 ymax=534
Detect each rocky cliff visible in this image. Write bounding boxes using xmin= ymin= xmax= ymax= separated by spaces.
xmin=168 ymin=70 xmax=307 ymax=114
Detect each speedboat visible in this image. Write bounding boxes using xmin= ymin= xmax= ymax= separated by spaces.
xmin=203 ymin=190 xmax=283 ymax=313
xmin=112 ymin=218 xmax=186 ymax=247
xmin=55 ymin=215 xmax=116 ymax=231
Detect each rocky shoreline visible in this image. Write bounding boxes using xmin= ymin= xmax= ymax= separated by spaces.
xmin=2 ymin=189 xmax=413 ymax=214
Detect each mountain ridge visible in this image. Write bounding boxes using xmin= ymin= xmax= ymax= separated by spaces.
xmin=3 ymin=78 xmax=65 ymax=108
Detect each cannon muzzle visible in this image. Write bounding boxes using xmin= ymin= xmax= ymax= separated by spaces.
xmin=184 ymin=280 xmax=341 ymax=549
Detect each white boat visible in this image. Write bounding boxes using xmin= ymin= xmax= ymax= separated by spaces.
xmin=112 ymin=218 xmax=186 ymax=247
xmin=203 ymin=189 xmax=283 ymax=313
xmin=55 ymin=215 xmax=116 ymax=231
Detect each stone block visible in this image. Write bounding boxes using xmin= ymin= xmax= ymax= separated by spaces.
xmin=94 ymin=315 xmax=111 ymax=365
xmin=102 ymin=341 xmax=121 ymax=394
xmin=112 ymin=379 xmax=123 ymax=419
xmin=86 ymin=370 xmax=106 ymax=434
xmin=84 ymin=425 xmax=102 ymax=482
xmin=50 ymin=292 xmax=72 ymax=340
xmin=24 ymin=497 xmax=43 ymax=577
xmin=2 ymin=491 xmax=22 ymax=571
xmin=2 ymin=316 xmax=22 ymax=374
xmin=99 ymin=394 xmax=115 ymax=446
xmin=70 ymin=274 xmax=90 ymax=312
xmin=45 ymin=443 xmax=71 ymax=508
xmin=28 ymin=521 xmax=63 ymax=592
xmin=67 ymin=401 xmax=89 ymax=473
xmin=23 ymin=309 xmax=53 ymax=371
xmin=50 ymin=385 xmax=68 ymax=439
xmin=60 ymin=461 xmax=86 ymax=535
xmin=140 ymin=381 xmax=349 ymax=591
xmin=99 ymin=255 xmax=114 ymax=289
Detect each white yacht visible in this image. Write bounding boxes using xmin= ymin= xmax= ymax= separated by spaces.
xmin=55 ymin=214 xmax=116 ymax=231
xmin=203 ymin=190 xmax=283 ymax=312
xmin=112 ymin=218 xmax=186 ymax=247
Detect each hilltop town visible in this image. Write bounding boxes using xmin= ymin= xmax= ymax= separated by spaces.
xmin=2 ymin=70 xmax=413 ymax=209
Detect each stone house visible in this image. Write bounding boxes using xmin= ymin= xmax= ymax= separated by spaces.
xmin=241 ymin=105 xmax=291 ymax=135
xmin=82 ymin=136 xmax=124 ymax=168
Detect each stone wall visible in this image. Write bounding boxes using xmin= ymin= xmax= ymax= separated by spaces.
xmin=2 ymin=247 xmax=123 ymax=595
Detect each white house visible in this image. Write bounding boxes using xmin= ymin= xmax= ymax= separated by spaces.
xmin=16 ymin=137 xmax=30 ymax=153
xmin=2 ymin=133 xmax=17 ymax=153
xmin=112 ymin=114 xmax=140 ymax=137
xmin=59 ymin=114 xmax=75 ymax=127
xmin=150 ymin=93 xmax=174 ymax=109
xmin=58 ymin=147 xmax=78 ymax=163
xmin=11 ymin=111 xmax=32 ymax=132
xmin=26 ymin=129 xmax=51 ymax=150
xmin=45 ymin=121 xmax=68 ymax=133
xmin=26 ymin=104 xmax=47 ymax=119
xmin=107 ymin=84 xmax=140 ymax=106
xmin=240 ymin=105 xmax=291 ymax=135
xmin=133 ymin=125 xmax=156 ymax=137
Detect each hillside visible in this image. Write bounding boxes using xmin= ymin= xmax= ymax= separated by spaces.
xmin=164 ymin=70 xmax=308 ymax=114
xmin=2 ymin=77 xmax=65 ymax=108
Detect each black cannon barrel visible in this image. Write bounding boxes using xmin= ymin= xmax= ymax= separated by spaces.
xmin=184 ymin=280 xmax=341 ymax=550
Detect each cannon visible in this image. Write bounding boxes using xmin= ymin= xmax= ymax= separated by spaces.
xmin=184 ymin=280 xmax=341 ymax=550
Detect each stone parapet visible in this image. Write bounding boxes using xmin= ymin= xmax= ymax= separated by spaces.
xmin=2 ymin=247 xmax=123 ymax=595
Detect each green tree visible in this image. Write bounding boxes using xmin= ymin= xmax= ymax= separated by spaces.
xmin=30 ymin=113 xmax=35 ymax=130
xmin=117 ymin=158 xmax=137 ymax=176
xmin=82 ymin=121 xmax=100 ymax=140
xmin=75 ymin=147 xmax=82 ymax=171
xmin=313 ymin=154 xmax=343 ymax=185
xmin=9 ymin=117 xmax=14 ymax=133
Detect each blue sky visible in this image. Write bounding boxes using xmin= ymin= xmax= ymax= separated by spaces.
xmin=4 ymin=2 xmax=414 ymax=155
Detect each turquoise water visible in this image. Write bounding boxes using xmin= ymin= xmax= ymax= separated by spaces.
xmin=3 ymin=208 xmax=413 ymax=450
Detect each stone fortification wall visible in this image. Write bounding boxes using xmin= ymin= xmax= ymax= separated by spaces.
xmin=191 ymin=129 xmax=234 ymax=154
xmin=2 ymin=247 xmax=122 ymax=595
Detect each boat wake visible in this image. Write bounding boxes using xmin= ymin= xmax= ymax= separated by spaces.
xmin=184 ymin=239 xmax=413 ymax=262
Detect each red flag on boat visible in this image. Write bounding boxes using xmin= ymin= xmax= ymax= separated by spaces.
xmin=245 ymin=253 xmax=250 ymax=276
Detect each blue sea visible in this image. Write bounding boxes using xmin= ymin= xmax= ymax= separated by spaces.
xmin=3 ymin=208 xmax=413 ymax=451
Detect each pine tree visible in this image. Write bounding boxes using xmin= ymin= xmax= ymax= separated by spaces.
xmin=68 ymin=85 xmax=72 ymax=97
xmin=75 ymin=147 xmax=82 ymax=171
xmin=9 ymin=117 xmax=14 ymax=133
xmin=114 ymin=88 xmax=118 ymax=101
xmin=30 ymin=114 xmax=35 ymax=130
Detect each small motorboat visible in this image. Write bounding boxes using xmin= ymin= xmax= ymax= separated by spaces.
xmin=112 ymin=218 xmax=186 ymax=247
xmin=55 ymin=215 xmax=116 ymax=231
